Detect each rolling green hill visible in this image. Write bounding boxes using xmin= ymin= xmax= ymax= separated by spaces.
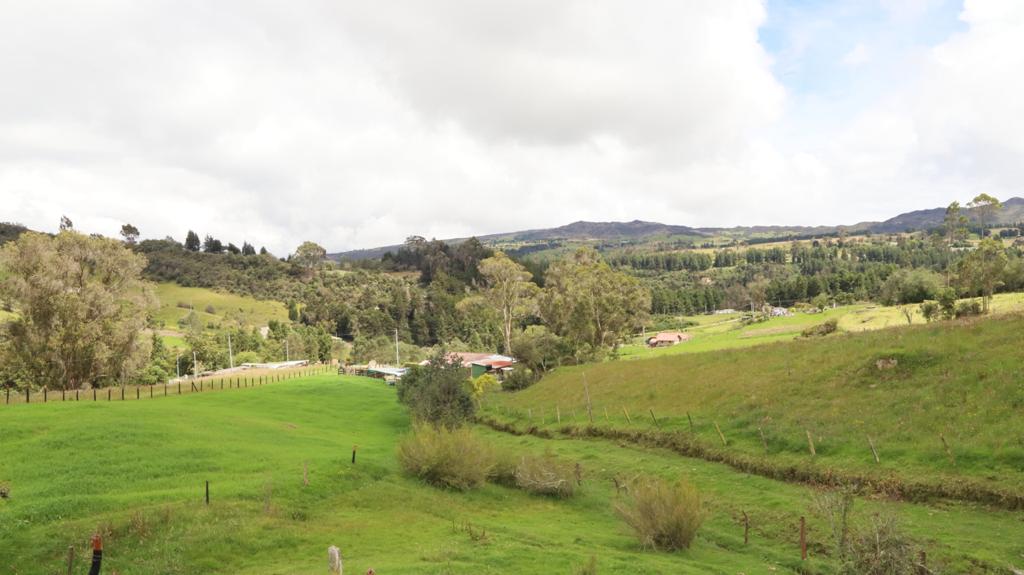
xmin=488 ymin=312 xmax=1024 ymax=503
xmin=619 ymin=292 xmax=1024 ymax=360
xmin=152 ymin=283 xmax=288 ymax=332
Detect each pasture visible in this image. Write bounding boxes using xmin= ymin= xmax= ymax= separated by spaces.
xmin=619 ymin=292 xmax=1024 ymax=359
xmin=3 ymin=372 xmax=1023 ymax=573
xmin=152 ymin=283 xmax=289 ymax=334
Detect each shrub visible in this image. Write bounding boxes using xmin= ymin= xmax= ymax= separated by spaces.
xmin=814 ymin=487 xmax=918 ymax=575
xmin=397 ymin=425 xmax=494 ymax=490
xmin=234 ymin=350 xmax=261 ymax=364
xmin=396 ymin=350 xmax=476 ymax=428
xmin=502 ymin=367 xmax=539 ymax=391
xmin=918 ymin=301 xmax=939 ymax=322
xmin=513 ymin=453 xmax=578 ymax=498
xmin=802 ymin=318 xmax=838 ymax=337
xmin=841 ymin=515 xmax=917 ymax=575
xmin=954 ymin=299 xmax=983 ymax=318
xmin=615 ymin=477 xmax=704 ymax=551
xmin=937 ymin=287 xmax=957 ymax=319
xmin=489 ymin=450 xmax=519 ymax=487
xmin=470 ymin=373 xmax=500 ymax=402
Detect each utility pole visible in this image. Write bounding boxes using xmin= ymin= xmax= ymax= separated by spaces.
xmin=394 ymin=328 xmax=400 ymax=367
xmin=176 ymin=353 xmax=181 ymax=379
xmin=193 ymin=351 xmax=198 ymax=378
xmin=227 ymin=333 xmax=234 ymax=369
xmin=285 ymin=339 xmax=290 ymax=362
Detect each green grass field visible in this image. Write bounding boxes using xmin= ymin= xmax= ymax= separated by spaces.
xmin=620 ymin=292 xmax=1024 ymax=360
xmin=490 ymin=312 xmax=1024 ymax=509
xmin=3 ymin=374 xmax=1023 ymax=573
xmin=152 ymin=283 xmax=288 ymax=333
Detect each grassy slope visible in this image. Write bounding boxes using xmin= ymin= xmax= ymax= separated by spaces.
xmin=152 ymin=282 xmax=288 ymax=336
xmin=492 ymin=312 xmax=1024 ymax=499
xmin=3 ymin=376 xmax=1022 ymax=573
xmin=619 ymin=292 xmax=1024 ymax=360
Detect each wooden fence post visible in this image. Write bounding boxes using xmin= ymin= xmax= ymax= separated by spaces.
xmin=940 ymin=433 xmax=956 ymax=466
xmin=583 ymin=373 xmax=594 ymax=424
xmin=686 ymin=412 xmax=694 ymax=432
xmin=867 ymin=435 xmax=880 ymax=464
xmin=205 ymin=480 xmax=210 ymax=505
xmin=622 ymin=406 xmax=632 ymax=424
xmin=806 ymin=430 xmax=816 ymax=457
xmin=742 ymin=510 xmax=749 ymax=545
xmin=800 ymin=516 xmax=807 ymax=560
xmin=649 ymin=408 xmax=660 ymax=428
xmin=714 ymin=421 xmax=727 ymax=446
xmin=758 ymin=427 xmax=769 ymax=453
xmin=556 ymin=404 xmax=561 ymax=424
xmin=65 ymin=545 xmax=75 ymax=575
xmin=351 ymin=445 xmax=357 ymax=464
xmin=27 ymin=388 xmax=30 ymax=403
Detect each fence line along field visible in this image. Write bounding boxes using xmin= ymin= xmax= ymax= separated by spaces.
xmin=3 ymin=372 xmax=1023 ymax=573
xmin=1 ymin=365 xmax=332 ymax=406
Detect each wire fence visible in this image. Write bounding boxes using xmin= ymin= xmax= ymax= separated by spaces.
xmin=2 ymin=364 xmax=336 ymax=406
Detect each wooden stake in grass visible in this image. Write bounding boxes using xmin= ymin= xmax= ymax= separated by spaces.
xmin=714 ymin=421 xmax=727 ymax=446
xmin=800 ymin=516 xmax=807 ymax=560
xmin=351 ymin=445 xmax=357 ymax=464
xmin=686 ymin=411 xmax=694 ymax=432
xmin=583 ymin=372 xmax=594 ymax=424
xmin=806 ymin=430 xmax=816 ymax=457
xmin=205 ymin=480 xmax=210 ymax=506
xmin=758 ymin=427 xmax=769 ymax=453
xmin=65 ymin=545 xmax=75 ymax=575
xmin=867 ymin=435 xmax=880 ymax=464
xmin=940 ymin=433 xmax=956 ymax=466
xmin=649 ymin=408 xmax=660 ymax=428
xmin=622 ymin=406 xmax=632 ymax=424
xmin=742 ymin=510 xmax=750 ymax=545
xmin=556 ymin=405 xmax=561 ymax=424
xmin=604 ymin=407 xmax=609 ymax=422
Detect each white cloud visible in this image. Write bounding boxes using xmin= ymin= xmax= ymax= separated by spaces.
xmin=0 ymin=1 xmax=1021 ymax=254
xmin=842 ymin=42 xmax=870 ymax=66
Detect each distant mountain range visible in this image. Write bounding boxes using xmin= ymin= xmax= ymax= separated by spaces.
xmin=330 ymin=197 xmax=1024 ymax=260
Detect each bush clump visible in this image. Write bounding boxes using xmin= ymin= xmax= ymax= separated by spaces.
xmin=802 ymin=318 xmax=838 ymax=337
xmin=954 ymin=299 xmax=983 ymax=318
xmin=513 ymin=453 xmax=578 ymax=498
xmin=815 ymin=487 xmax=919 ymax=575
xmin=501 ymin=367 xmax=539 ymax=391
xmin=396 ymin=350 xmax=476 ymax=428
xmin=397 ymin=425 xmax=494 ymax=490
xmin=615 ymin=477 xmax=704 ymax=551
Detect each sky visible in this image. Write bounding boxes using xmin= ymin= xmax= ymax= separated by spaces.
xmin=2 ymin=0 xmax=1023 ymax=254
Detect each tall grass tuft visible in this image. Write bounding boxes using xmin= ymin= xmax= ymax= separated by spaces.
xmin=615 ymin=476 xmax=704 ymax=551
xmin=513 ymin=452 xmax=578 ymax=498
xmin=397 ymin=425 xmax=495 ymax=490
